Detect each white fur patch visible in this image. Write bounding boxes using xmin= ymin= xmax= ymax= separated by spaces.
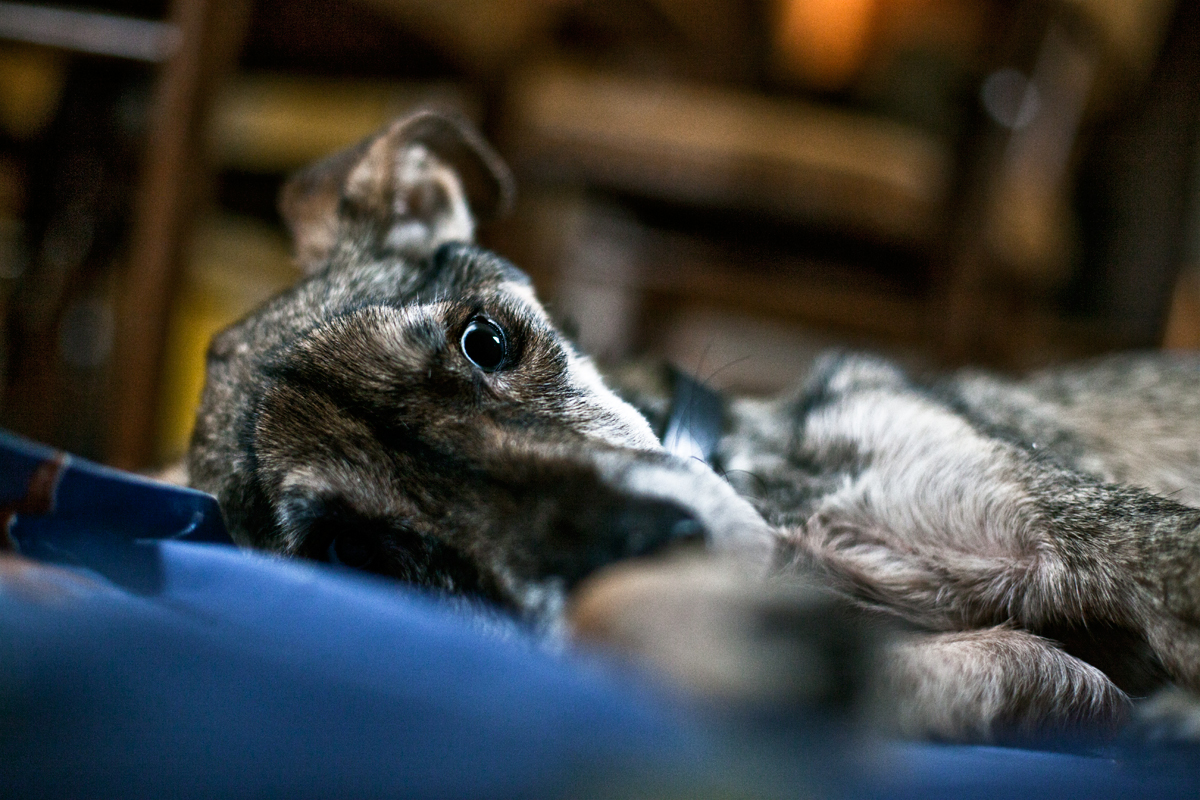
xmin=803 ymin=389 xmax=1041 ymax=557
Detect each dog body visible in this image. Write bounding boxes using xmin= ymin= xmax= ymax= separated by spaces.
xmin=188 ymin=113 xmax=1200 ymax=741
xmin=715 ymin=352 xmax=1200 ymax=736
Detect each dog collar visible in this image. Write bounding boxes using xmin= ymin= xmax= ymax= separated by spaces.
xmin=661 ymin=368 xmax=725 ymax=467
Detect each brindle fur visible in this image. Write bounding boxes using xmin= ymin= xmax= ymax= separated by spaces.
xmin=187 ymin=112 xmax=1200 ymax=742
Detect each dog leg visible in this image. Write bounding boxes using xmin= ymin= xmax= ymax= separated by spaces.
xmin=568 ymin=552 xmax=878 ymax=709
xmin=791 ymin=468 xmax=1200 ymax=693
xmin=767 ymin=359 xmax=1200 ymax=693
xmin=884 ymin=626 xmax=1130 ymax=742
xmin=569 ymin=556 xmax=1130 ymax=742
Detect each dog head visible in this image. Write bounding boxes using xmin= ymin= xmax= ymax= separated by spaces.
xmin=188 ymin=112 xmax=771 ymax=625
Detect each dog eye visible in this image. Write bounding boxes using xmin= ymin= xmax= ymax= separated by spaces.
xmin=460 ymin=318 xmax=508 ymax=372
xmin=326 ymin=533 xmax=376 ymax=569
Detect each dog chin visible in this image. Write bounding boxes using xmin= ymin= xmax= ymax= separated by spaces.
xmin=510 ymin=575 xmax=572 ymax=640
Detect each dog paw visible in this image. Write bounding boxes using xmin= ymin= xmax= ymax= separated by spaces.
xmin=882 ymin=627 xmax=1131 ymax=743
xmin=1128 ymin=687 xmax=1200 ymax=744
xmin=568 ymin=552 xmax=880 ymax=710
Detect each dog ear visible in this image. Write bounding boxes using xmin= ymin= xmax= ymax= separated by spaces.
xmin=279 ymin=111 xmax=515 ymax=273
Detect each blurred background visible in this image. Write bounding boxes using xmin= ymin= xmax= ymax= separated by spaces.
xmin=0 ymin=0 xmax=1198 ymax=471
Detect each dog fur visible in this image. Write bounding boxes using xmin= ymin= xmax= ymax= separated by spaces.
xmin=187 ymin=112 xmax=1200 ymax=742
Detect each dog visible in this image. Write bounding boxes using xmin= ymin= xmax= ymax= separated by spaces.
xmin=186 ymin=111 xmax=1200 ymax=743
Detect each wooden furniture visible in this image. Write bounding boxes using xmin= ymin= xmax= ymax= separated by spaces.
xmin=108 ymin=0 xmax=249 ymax=470
xmin=0 ymin=0 xmax=248 ymax=469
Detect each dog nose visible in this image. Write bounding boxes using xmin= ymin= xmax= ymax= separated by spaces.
xmin=545 ymin=496 xmax=712 ymax=586
xmin=610 ymin=498 xmax=707 ymax=559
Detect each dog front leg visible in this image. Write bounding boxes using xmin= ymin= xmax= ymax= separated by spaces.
xmin=792 ymin=452 xmax=1200 ymax=694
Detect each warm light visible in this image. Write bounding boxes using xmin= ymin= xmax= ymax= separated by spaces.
xmin=774 ymin=0 xmax=879 ymax=90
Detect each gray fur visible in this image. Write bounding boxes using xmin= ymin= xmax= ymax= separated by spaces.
xmin=188 ymin=112 xmax=1200 ymax=742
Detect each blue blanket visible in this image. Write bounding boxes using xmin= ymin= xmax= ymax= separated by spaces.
xmin=1 ymin=430 xmax=1197 ymax=798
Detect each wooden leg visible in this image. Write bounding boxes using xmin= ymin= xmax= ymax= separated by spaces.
xmin=107 ymin=0 xmax=249 ymax=470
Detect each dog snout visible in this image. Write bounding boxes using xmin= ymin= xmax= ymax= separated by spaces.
xmin=610 ymin=498 xmax=707 ymax=559
xmin=544 ymin=496 xmax=709 ymax=586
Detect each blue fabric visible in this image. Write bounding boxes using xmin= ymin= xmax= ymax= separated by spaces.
xmin=0 ymin=429 xmax=229 ymax=551
xmin=2 ymin=429 xmax=1199 ymax=798
xmin=1 ymin=539 xmax=707 ymax=799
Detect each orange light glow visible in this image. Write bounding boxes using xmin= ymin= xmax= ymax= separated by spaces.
xmin=774 ymin=0 xmax=879 ymax=90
